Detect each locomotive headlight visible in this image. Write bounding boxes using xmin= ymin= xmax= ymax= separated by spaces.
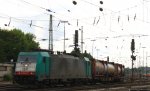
xmin=25 ymin=64 xmax=28 ymax=67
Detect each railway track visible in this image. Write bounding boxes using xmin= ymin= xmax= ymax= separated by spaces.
xmin=0 ymin=80 xmax=150 ymax=91
xmin=26 ymin=82 xmax=150 ymax=91
xmin=0 ymin=84 xmax=27 ymax=91
xmin=0 ymin=84 xmax=36 ymax=91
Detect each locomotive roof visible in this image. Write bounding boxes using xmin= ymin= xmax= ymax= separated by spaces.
xmin=18 ymin=51 xmax=90 ymax=61
xmin=19 ymin=51 xmax=49 ymax=57
xmin=51 ymin=54 xmax=79 ymax=59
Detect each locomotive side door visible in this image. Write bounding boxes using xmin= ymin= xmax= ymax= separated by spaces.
xmin=43 ymin=57 xmax=50 ymax=79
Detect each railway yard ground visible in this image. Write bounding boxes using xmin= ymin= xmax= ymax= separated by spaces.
xmin=0 ymin=80 xmax=150 ymax=91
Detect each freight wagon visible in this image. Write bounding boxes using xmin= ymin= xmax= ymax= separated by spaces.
xmin=91 ymin=59 xmax=124 ymax=82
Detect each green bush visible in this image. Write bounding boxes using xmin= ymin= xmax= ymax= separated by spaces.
xmin=3 ymin=74 xmax=12 ymax=81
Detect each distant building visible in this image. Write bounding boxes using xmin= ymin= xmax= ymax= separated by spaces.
xmin=0 ymin=63 xmax=13 ymax=81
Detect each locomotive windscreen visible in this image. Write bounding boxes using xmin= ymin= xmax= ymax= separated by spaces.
xmin=15 ymin=55 xmax=37 ymax=74
xmin=17 ymin=55 xmax=37 ymax=62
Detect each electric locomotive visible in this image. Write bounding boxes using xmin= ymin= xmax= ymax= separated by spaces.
xmin=14 ymin=51 xmax=91 ymax=85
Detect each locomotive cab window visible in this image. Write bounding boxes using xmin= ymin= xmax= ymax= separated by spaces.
xmin=43 ymin=57 xmax=46 ymax=63
xmin=18 ymin=55 xmax=37 ymax=62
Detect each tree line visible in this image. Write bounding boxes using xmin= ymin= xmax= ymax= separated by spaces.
xmin=125 ymin=67 xmax=150 ymax=75
xmin=0 ymin=28 xmax=93 ymax=63
xmin=0 ymin=28 xmax=39 ymax=63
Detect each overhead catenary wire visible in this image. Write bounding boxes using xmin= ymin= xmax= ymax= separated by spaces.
xmin=71 ymin=0 xmax=150 ymax=24
xmin=0 ymin=14 xmax=47 ymax=30
xmin=17 ymin=0 xmax=55 ymax=13
xmin=1 ymin=9 xmax=150 ymax=41
xmin=16 ymin=0 xmax=148 ymax=24
xmin=4 ymin=0 xmax=150 ymax=24
xmin=1 ymin=0 xmax=150 ymax=38
xmin=0 ymin=13 xmax=65 ymax=30
xmin=1 ymin=0 xmax=150 ymax=57
xmin=3 ymin=0 xmax=150 ymax=33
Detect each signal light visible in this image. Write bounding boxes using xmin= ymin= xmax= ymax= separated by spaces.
xmin=131 ymin=39 xmax=135 ymax=52
xmin=131 ymin=55 xmax=136 ymax=60
xmin=75 ymin=30 xmax=78 ymax=44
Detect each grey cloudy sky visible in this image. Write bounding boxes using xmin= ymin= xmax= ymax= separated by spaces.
xmin=0 ymin=0 xmax=150 ymax=68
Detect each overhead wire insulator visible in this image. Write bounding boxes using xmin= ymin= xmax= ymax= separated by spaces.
xmin=100 ymin=1 xmax=103 ymax=4
xmin=99 ymin=1 xmax=103 ymax=11
xmin=46 ymin=9 xmax=52 ymax=12
xmin=68 ymin=10 xmax=71 ymax=12
xmin=73 ymin=1 xmax=77 ymax=5
xmin=118 ymin=16 xmax=120 ymax=23
xmin=30 ymin=20 xmax=32 ymax=27
xmin=99 ymin=8 xmax=103 ymax=11
xmin=134 ymin=14 xmax=136 ymax=21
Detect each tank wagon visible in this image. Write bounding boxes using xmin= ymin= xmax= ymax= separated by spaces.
xmin=91 ymin=60 xmax=124 ymax=82
xmin=14 ymin=51 xmax=125 ymax=85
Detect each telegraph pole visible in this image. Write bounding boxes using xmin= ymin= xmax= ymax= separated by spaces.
xmin=60 ymin=21 xmax=69 ymax=52
xmin=49 ymin=14 xmax=53 ymax=51
xmin=142 ymin=47 xmax=146 ymax=69
xmin=146 ymin=52 xmax=148 ymax=76
xmin=91 ymin=39 xmax=96 ymax=56
xmin=80 ymin=26 xmax=83 ymax=53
